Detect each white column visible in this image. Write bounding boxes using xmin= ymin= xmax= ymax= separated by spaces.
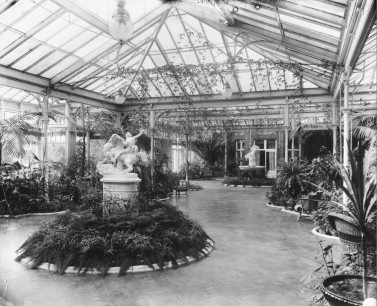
xmin=343 ymin=71 xmax=350 ymax=205
xmin=150 ymin=106 xmax=155 ymax=191
xmin=0 ymin=100 xmax=4 ymax=119
xmin=332 ymin=101 xmax=338 ymax=155
xmin=224 ymin=130 xmax=228 ymax=176
xmin=64 ymin=103 xmax=75 ymax=165
xmin=284 ymin=97 xmax=289 ymax=162
xmin=343 ymin=73 xmax=350 ymax=171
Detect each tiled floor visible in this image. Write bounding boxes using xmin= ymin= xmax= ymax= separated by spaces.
xmin=0 ymin=181 xmax=319 ymax=306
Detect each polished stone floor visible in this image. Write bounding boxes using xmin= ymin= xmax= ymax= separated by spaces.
xmin=0 ymin=181 xmax=319 ymax=306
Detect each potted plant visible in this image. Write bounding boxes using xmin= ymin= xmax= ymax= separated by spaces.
xmin=276 ymin=158 xmax=308 ymax=210
xmin=320 ymin=140 xmax=376 ymax=305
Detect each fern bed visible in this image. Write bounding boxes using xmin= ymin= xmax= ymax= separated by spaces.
xmin=16 ymin=202 xmax=213 ymax=276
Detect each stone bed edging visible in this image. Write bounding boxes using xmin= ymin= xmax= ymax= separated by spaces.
xmin=311 ymin=227 xmax=341 ymax=244
xmin=265 ymin=202 xmax=284 ymax=209
xmin=0 ymin=210 xmax=68 ymax=219
xmin=19 ymin=239 xmax=214 ymax=275
xmin=281 ymin=207 xmax=312 ymax=219
xmin=224 ymin=184 xmax=272 ymax=188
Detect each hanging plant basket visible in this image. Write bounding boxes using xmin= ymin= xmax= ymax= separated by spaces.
xmin=327 ymin=212 xmax=375 ymax=246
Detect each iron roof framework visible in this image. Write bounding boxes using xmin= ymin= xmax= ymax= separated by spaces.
xmin=0 ymin=0 xmax=375 ymax=128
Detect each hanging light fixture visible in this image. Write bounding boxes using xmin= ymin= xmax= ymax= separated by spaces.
xmin=114 ymin=90 xmax=126 ymax=104
xmin=222 ymin=81 xmax=233 ymax=99
xmin=109 ymin=0 xmax=134 ymax=42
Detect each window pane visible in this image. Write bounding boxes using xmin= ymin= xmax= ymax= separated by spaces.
xmin=266 ymin=152 xmax=276 ymax=171
xmin=255 ymin=139 xmax=264 ymax=149
xmin=267 ymin=139 xmax=276 ymax=149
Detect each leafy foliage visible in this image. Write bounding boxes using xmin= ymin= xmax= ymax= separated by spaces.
xmin=276 ymin=158 xmax=309 ymax=202
xmin=0 ymin=112 xmax=39 ymax=162
xmin=189 ymin=132 xmax=224 ymax=167
xmin=16 ymin=202 xmax=212 ymax=276
xmin=224 ymin=176 xmax=275 ymax=187
xmin=324 ymin=140 xmax=376 ymax=299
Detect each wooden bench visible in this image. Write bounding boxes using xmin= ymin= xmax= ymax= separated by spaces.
xmin=172 ymin=180 xmax=189 ymax=196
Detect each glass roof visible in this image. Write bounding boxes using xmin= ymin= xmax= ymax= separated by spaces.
xmin=0 ymin=0 xmax=374 ymax=114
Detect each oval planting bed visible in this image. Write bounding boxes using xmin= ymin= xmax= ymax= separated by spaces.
xmin=16 ymin=202 xmax=213 ymax=276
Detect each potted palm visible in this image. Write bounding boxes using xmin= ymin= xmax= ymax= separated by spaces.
xmin=320 ymin=140 xmax=376 ymax=305
xmin=276 ymin=158 xmax=308 ymax=210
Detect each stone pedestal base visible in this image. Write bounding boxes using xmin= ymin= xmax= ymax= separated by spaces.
xmin=239 ymin=166 xmax=266 ymax=178
xmin=101 ymin=173 xmax=141 ymax=215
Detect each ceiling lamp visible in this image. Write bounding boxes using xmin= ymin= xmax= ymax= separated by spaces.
xmin=114 ymin=90 xmax=126 ymax=104
xmin=109 ymin=0 xmax=134 ymax=42
xmin=254 ymin=3 xmax=261 ymax=10
xmin=222 ymin=82 xmax=233 ymax=99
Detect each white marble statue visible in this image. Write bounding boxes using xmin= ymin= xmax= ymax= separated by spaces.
xmin=245 ymin=144 xmax=260 ymax=167
xmin=97 ymin=131 xmax=147 ymax=176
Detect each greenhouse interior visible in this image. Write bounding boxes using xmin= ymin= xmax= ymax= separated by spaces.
xmin=0 ymin=0 xmax=376 ymax=305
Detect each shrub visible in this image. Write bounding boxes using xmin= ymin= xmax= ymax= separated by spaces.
xmin=16 ymin=202 xmax=213 ymax=275
xmin=223 ymin=176 xmax=275 ymax=187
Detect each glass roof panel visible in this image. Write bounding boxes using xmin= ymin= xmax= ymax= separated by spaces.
xmin=152 ymin=76 xmax=173 ymax=96
xmin=292 ymin=0 xmax=344 ymax=16
xmin=73 ymin=35 xmax=110 ymax=58
xmin=285 ymin=71 xmax=300 ymax=89
xmin=0 ymin=86 xmax=11 ymax=96
xmin=302 ymin=79 xmax=318 ymax=89
xmin=11 ymin=45 xmax=53 ymax=70
xmin=60 ymin=32 xmax=99 ymax=54
xmin=236 ymin=9 xmax=278 ymax=25
xmin=238 ymin=72 xmax=252 ymax=92
xmin=1 ymin=88 xmax=21 ymax=99
xmin=197 ymin=49 xmax=214 ymax=65
xmin=66 ymin=65 xmax=102 ymax=86
xmin=145 ymin=80 xmax=161 ymax=97
xmin=45 ymin=24 xmax=85 ymax=49
xmin=0 ymin=29 xmax=22 ymax=51
xmin=12 ymin=6 xmax=51 ymax=33
xmin=27 ymin=51 xmax=67 ymax=75
xmin=150 ymin=54 xmax=167 ymax=66
xmin=130 ymin=25 xmax=159 ymax=45
xmin=179 ymin=51 xmax=199 ymax=65
xmin=284 ymin=32 xmax=338 ymax=53
xmin=246 ymin=48 xmax=265 ymax=61
xmin=142 ymin=56 xmax=156 ymax=70
xmin=201 ymin=23 xmax=223 ymax=46
xmin=165 ymin=17 xmax=190 ymax=49
xmin=0 ymin=39 xmax=41 ymax=66
xmin=279 ymin=13 xmax=340 ymax=38
xmin=269 ymin=69 xmax=286 ymax=90
xmin=11 ymin=91 xmax=28 ymax=101
xmin=40 ymin=1 xmax=61 ymax=12
xmin=158 ymin=25 xmax=176 ymax=50
xmin=33 ymin=13 xmax=76 ymax=41
xmin=165 ymin=51 xmax=183 ymax=65
xmin=41 ymin=57 xmax=79 ymax=78
xmin=253 ymin=66 xmax=270 ymax=91
xmin=0 ymin=0 xmax=36 ymax=25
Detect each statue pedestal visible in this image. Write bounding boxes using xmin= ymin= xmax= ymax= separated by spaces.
xmin=239 ymin=166 xmax=266 ymax=179
xmin=101 ymin=173 xmax=141 ymax=215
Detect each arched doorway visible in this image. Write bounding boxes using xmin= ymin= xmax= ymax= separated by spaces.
xmin=301 ymin=130 xmax=333 ymax=161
